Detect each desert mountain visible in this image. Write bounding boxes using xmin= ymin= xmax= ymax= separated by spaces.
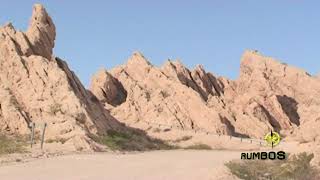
xmin=90 ymin=51 xmax=320 ymax=141
xmin=0 ymin=4 xmax=122 ymax=151
xmin=90 ymin=52 xmax=233 ymax=135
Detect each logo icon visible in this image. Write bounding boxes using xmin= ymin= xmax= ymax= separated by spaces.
xmin=264 ymin=130 xmax=281 ymax=148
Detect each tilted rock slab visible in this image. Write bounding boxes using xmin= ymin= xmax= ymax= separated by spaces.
xmin=0 ymin=4 xmax=120 ymax=151
xmin=91 ymin=52 xmax=235 ymax=135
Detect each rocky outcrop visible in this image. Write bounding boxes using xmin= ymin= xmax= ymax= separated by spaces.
xmin=26 ymin=4 xmax=56 ymax=59
xmin=0 ymin=4 xmax=121 ymax=151
xmin=161 ymin=60 xmax=224 ymax=100
xmin=91 ymin=52 xmax=233 ymax=135
xmin=230 ymin=51 xmax=320 ymax=137
xmin=90 ymin=50 xmax=320 ymax=139
xmin=90 ymin=69 xmax=127 ymax=106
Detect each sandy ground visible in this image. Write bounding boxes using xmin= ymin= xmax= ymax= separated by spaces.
xmin=0 ymin=150 xmax=240 ymax=180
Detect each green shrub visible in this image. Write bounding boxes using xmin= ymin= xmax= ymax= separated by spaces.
xmin=0 ymin=134 xmax=26 ymax=155
xmin=225 ymin=152 xmax=320 ymax=180
xmin=91 ymin=129 xmax=175 ymax=151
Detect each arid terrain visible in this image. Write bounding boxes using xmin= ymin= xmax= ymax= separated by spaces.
xmin=1 ymin=4 xmax=320 ymax=180
xmin=0 ymin=150 xmax=240 ymax=180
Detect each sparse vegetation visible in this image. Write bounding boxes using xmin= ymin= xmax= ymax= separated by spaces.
xmin=91 ymin=129 xmax=176 ymax=151
xmin=225 ymin=152 xmax=320 ymax=180
xmin=152 ymin=127 xmax=161 ymax=133
xmin=183 ymin=143 xmax=212 ymax=150
xmin=45 ymin=137 xmax=68 ymax=144
xmin=0 ymin=134 xmax=26 ymax=155
xmin=75 ymin=112 xmax=86 ymax=124
xmin=173 ymin=135 xmax=193 ymax=143
xmin=49 ymin=103 xmax=63 ymax=115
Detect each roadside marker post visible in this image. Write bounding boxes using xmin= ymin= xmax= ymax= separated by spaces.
xmin=30 ymin=122 xmax=35 ymax=148
xmin=29 ymin=122 xmax=47 ymax=150
xmin=41 ymin=123 xmax=47 ymax=149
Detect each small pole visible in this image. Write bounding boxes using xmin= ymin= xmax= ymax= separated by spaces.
xmin=30 ymin=122 xmax=35 ymax=148
xmin=241 ymin=138 xmax=242 ymax=142
xmin=230 ymin=136 xmax=232 ymax=140
xmin=250 ymin=140 xmax=252 ymax=144
xmin=41 ymin=123 xmax=47 ymax=150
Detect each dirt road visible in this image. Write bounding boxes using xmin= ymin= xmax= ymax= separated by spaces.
xmin=0 ymin=150 xmax=240 ymax=180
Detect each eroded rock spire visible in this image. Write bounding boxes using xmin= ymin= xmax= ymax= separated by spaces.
xmin=26 ymin=4 xmax=56 ymax=59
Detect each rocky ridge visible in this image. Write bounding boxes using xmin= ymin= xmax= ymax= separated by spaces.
xmin=90 ymin=51 xmax=320 ymax=141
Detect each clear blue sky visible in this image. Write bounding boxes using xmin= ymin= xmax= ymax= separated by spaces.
xmin=1 ymin=1 xmax=320 ymax=86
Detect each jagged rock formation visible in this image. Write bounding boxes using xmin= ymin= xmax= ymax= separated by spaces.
xmin=90 ymin=50 xmax=320 ymax=140
xmin=227 ymin=51 xmax=320 ymax=139
xmin=2 ymin=4 xmax=318 ymax=151
xmin=91 ymin=52 xmax=233 ymax=135
xmin=0 ymin=4 xmax=121 ymax=150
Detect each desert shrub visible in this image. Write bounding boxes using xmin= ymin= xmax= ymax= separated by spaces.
xmin=184 ymin=143 xmax=212 ymax=150
xmin=152 ymin=128 xmax=161 ymax=133
xmin=173 ymin=135 xmax=193 ymax=143
xmin=91 ymin=129 xmax=176 ymax=151
xmin=75 ymin=112 xmax=86 ymax=124
xmin=45 ymin=137 xmax=68 ymax=144
xmin=49 ymin=103 xmax=62 ymax=115
xmin=9 ymin=97 xmax=19 ymax=106
xmin=225 ymin=152 xmax=320 ymax=180
xmin=0 ymin=134 xmax=26 ymax=155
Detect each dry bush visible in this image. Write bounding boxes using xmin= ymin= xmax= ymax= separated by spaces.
xmin=49 ymin=103 xmax=63 ymax=115
xmin=0 ymin=134 xmax=26 ymax=155
xmin=173 ymin=135 xmax=193 ymax=143
xmin=45 ymin=137 xmax=68 ymax=144
xmin=91 ymin=129 xmax=176 ymax=151
xmin=184 ymin=143 xmax=212 ymax=150
xmin=225 ymin=152 xmax=320 ymax=180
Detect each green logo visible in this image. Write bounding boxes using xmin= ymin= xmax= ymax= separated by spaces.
xmin=264 ymin=131 xmax=281 ymax=148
